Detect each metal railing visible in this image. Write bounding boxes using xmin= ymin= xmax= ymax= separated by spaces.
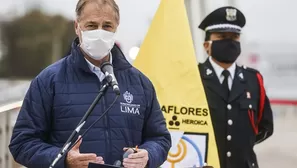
xmin=0 ymin=101 xmax=23 ymax=168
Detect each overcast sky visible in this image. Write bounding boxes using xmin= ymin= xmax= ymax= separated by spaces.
xmin=1 ymin=0 xmax=296 ymax=48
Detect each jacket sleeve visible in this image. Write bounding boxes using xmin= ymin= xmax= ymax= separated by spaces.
xmin=255 ymin=73 xmax=274 ymax=144
xmin=9 ymin=76 xmax=66 ymax=168
xmin=255 ymin=95 xmax=274 ymax=144
xmin=139 ymin=86 xmax=172 ymax=168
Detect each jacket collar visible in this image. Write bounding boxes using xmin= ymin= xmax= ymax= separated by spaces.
xmin=208 ymin=56 xmax=236 ymax=80
xmin=70 ymin=38 xmax=132 ymax=73
xmin=200 ymin=58 xmax=246 ymax=102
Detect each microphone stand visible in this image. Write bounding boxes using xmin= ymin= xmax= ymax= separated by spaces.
xmin=49 ymin=83 xmax=109 ymax=168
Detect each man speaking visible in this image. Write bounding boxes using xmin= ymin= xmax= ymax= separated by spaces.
xmin=9 ymin=0 xmax=171 ymax=168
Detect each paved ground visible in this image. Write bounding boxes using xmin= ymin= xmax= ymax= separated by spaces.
xmin=255 ymin=106 xmax=297 ymax=168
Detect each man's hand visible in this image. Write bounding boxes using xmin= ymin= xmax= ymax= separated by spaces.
xmin=122 ymin=148 xmax=149 ymax=168
xmin=66 ymin=136 xmax=104 ymax=168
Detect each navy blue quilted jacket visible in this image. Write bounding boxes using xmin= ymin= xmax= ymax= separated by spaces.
xmin=9 ymin=39 xmax=171 ymax=168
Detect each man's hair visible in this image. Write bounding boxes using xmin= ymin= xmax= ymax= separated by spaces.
xmin=76 ymin=0 xmax=120 ymax=23
xmin=205 ymin=32 xmax=211 ymax=41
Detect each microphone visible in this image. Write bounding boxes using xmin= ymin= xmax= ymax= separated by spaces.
xmin=100 ymin=62 xmax=120 ymax=95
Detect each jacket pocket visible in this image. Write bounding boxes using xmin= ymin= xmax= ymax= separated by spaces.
xmin=240 ymin=100 xmax=258 ymax=135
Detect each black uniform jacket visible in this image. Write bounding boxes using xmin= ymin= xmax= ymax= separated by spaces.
xmin=199 ymin=58 xmax=274 ymax=168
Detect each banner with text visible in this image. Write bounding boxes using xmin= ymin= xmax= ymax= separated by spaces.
xmin=133 ymin=0 xmax=220 ymax=167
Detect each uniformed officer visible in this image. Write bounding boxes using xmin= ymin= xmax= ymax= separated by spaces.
xmin=198 ymin=6 xmax=274 ymax=168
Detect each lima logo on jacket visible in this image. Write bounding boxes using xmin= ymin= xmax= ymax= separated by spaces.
xmin=120 ymin=91 xmax=140 ymax=115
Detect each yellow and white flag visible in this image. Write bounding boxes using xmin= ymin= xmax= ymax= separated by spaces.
xmin=133 ymin=0 xmax=220 ymax=167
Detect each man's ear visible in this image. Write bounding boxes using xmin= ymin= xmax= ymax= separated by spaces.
xmin=203 ymin=41 xmax=210 ymax=55
xmin=74 ymin=20 xmax=80 ymax=36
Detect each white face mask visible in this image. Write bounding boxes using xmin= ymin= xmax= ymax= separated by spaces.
xmin=80 ymin=28 xmax=116 ymax=60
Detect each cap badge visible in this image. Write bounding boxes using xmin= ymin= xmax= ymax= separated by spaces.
xmin=226 ymin=8 xmax=237 ymax=21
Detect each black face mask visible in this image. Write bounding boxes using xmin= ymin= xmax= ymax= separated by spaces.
xmin=210 ymin=39 xmax=241 ymax=64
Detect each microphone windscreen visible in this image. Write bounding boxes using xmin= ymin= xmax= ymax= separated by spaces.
xmin=100 ymin=62 xmax=113 ymax=74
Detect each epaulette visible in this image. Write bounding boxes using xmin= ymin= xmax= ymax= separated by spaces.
xmin=241 ymin=65 xmax=260 ymax=74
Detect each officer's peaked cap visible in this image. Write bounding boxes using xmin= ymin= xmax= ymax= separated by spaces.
xmin=199 ymin=6 xmax=246 ymax=33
